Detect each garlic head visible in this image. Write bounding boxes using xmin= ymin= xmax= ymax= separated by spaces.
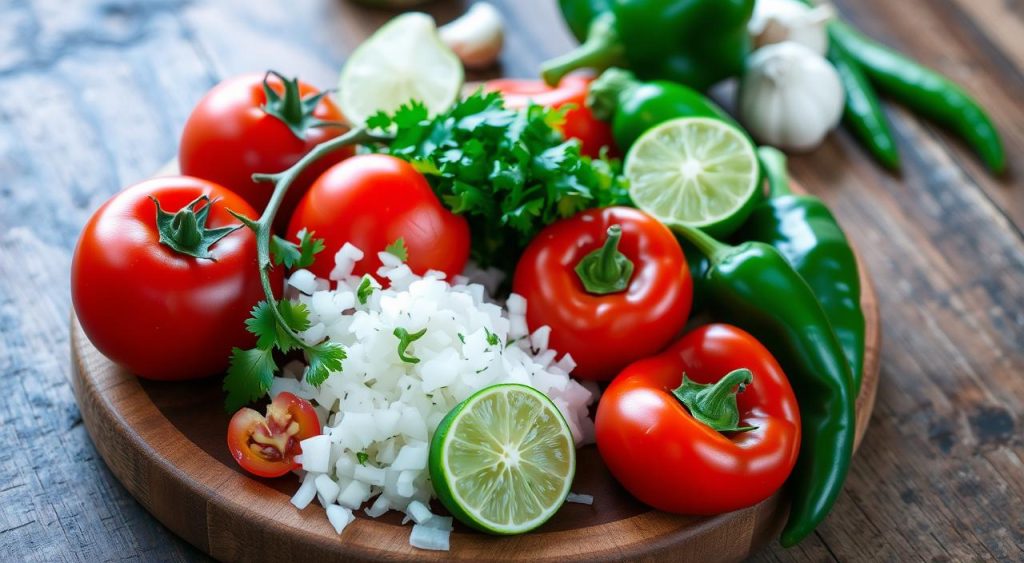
xmin=748 ymin=0 xmax=833 ymax=55
xmin=439 ymin=2 xmax=505 ymax=70
xmin=738 ymin=41 xmax=845 ymax=151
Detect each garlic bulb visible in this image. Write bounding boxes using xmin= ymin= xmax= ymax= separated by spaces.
xmin=738 ymin=42 xmax=845 ymax=151
xmin=748 ymin=0 xmax=833 ymax=55
xmin=439 ymin=2 xmax=505 ymax=70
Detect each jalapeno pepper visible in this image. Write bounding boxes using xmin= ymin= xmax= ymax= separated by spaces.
xmin=675 ymin=223 xmax=856 ymax=547
xmin=736 ymin=147 xmax=866 ymax=390
xmin=542 ymin=0 xmax=756 ymax=91
xmin=586 ymin=68 xmax=733 ymax=150
xmin=829 ymin=40 xmax=901 ymax=171
xmin=829 ymin=21 xmax=1005 ymax=174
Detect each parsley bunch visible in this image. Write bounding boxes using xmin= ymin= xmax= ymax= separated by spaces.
xmin=367 ymin=90 xmax=628 ymax=273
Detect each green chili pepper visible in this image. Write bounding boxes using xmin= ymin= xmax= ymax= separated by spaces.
xmin=736 ymin=147 xmax=866 ymax=391
xmin=829 ymin=41 xmax=901 ymax=170
xmin=586 ymin=68 xmax=734 ymax=150
xmin=542 ymin=0 xmax=755 ymax=91
xmin=675 ymin=223 xmax=856 ymax=547
xmin=829 ymin=21 xmax=1005 ymax=174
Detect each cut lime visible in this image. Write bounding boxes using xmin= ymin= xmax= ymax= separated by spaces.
xmin=428 ymin=384 xmax=575 ymax=535
xmin=625 ymin=117 xmax=761 ymax=238
xmin=338 ymin=13 xmax=463 ymax=126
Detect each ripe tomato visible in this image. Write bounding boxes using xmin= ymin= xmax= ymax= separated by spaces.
xmin=71 ymin=176 xmax=278 ymax=380
xmin=179 ymin=72 xmax=354 ymax=231
xmin=286 ymin=154 xmax=470 ymax=280
xmin=227 ymin=392 xmax=321 ymax=478
xmin=512 ymin=207 xmax=692 ymax=380
xmin=484 ymin=74 xmax=618 ymax=158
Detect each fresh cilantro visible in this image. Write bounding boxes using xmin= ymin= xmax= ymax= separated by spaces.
xmin=356 ymin=452 xmax=369 ymax=466
xmin=457 ymin=333 xmax=466 ymax=344
xmin=270 ymin=228 xmax=324 ymax=269
xmin=393 ymin=327 xmax=427 ymax=364
xmin=484 ymin=327 xmax=499 ymax=346
xmin=224 ymin=298 xmax=345 ymax=412
xmin=356 ymin=275 xmax=377 ymax=305
xmin=368 ymin=90 xmax=629 ymax=274
xmin=384 ymin=237 xmax=409 ymax=262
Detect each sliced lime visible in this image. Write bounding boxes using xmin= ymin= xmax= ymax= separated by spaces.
xmin=625 ymin=117 xmax=761 ymax=237
xmin=338 ymin=13 xmax=463 ymax=126
xmin=429 ymin=384 xmax=575 ymax=535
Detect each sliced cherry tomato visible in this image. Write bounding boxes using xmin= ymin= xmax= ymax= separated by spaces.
xmin=227 ymin=392 xmax=321 ymax=478
xmin=484 ymin=74 xmax=618 ymax=158
xmin=71 ymin=176 xmax=278 ymax=380
xmin=179 ymin=71 xmax=354 ymax=231
xmin=286 ymin=154 xmax=470 ymax=280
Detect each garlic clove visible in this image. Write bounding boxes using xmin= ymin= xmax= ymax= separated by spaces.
xmin=749 ymin=0 xmax=833 ymax=55
xmin=439 ymin=2 xmax=505 ymax=70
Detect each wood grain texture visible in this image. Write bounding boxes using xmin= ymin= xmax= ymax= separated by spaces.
xmin=0 ymin=0 xmax=1021 ymax=561
xmin=66 ymin=216 xmax=879 ymax=562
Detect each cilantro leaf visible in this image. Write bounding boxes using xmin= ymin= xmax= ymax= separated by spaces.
xmin=357 ymin=452 xmax=369 ymax=466
xmin=244 ymin=301 xmax=278 ymax=350
xmin=484 ymin=327 xmax=500 ymax=347
xmin=384 ymin=237 xmax=409 ymax=262
xmin=223 ymin=347 xmax=277 ymax=412
xmin=305 ymin=341 xmax=345 ymax=386
xmin=270 ymin=228 xmax=325 ymax=269
xmin=393 ymin=327 xmax=427 ymax=364
xmin=357 ymin=275 xmax=377 ymax=305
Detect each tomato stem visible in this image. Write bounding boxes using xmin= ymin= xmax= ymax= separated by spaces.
xmin=672 ymin=368 xmax=758 ymax=433
xmin=574 ymin=225 xmax=634 ymax=294
xmin=151 ymin=194 xmax=240 ymax=261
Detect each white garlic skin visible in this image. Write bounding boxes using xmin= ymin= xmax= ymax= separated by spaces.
xmin=439 ymin=2 xmax=505 ymax=70
xmin=739 ymin=41 xmax=845 ymax=152
xmin=748 ymin=0 xmax=833 ymax=56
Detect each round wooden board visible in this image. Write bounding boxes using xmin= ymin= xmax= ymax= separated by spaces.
xmin=70 ymin=178 xmax=880 ymax=562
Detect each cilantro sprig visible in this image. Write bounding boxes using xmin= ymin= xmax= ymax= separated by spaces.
xmin=270 ymin=228 xmax=324 ymax=269
xmin=368 ymin=90 xmax=629 ymax=273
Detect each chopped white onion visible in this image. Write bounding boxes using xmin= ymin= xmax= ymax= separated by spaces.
xmin=409 ymin=524 xmax=451 ymax=551
xmin=290 ymin=475 xmax=318 ymax=510
xmin=299 ymin=435 xmax=332 ymax=473
xmin=325 ymin=505 xmax=356 ymax=534
xmin=566 ymin=492 xmax=594 ymax=505
xmin=406 ymin=500 xmax=434 ymax=524
xmin=315 ymin=474 xmax=341 ymax=506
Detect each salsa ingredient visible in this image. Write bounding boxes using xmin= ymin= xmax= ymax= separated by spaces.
xmin=429 ymin=384 xmax=576 ymax=535
xmin=542 ymin=0 xmax=755 ymax=91
xmin=738 ymin=42 xmax=844 ymax=151
xmin=484 ymin=74 xmax=617 ymax=158
xmin=276 ymin=246 xmax=594 ymax=541
xmin=675 ymin=224 xmax=856 ymax=547
xmin=596 ymin=324 xmax=800 ymax=514
xmin=338 ymin=13 xmax=463 ymax=126
xmin=625 ymin=117 xmax=760 ymax=237
xmin=285 ymin=154 xmax=470 ymax=281
xmin=439 ymin=2 xmax=505 ymax=69
xmin=748 ymin=0 xmax=832 ymax=55
xmin=828 ymin=21 xmax=1005 ymax=174
xmin=587 ymin=68 xmax=733 ymax=150
xmin=738 ymin=147 xmax=866 ymax=389
xmin=368 ymin=91 xmax=628 ymax=274
xmin=179 ymin=72 xmax=352 ymax=231
xmin=72 ymin=176 xmax=274 ymax=380
xmin=512 ymin=206 xmax=692 ymax=380
xmin=227 ymin=392 xmax=321 ymax=478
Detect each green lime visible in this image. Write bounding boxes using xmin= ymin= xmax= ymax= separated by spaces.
xmin=625 ymin=117 xmax=761 ymax=238
xmin=428 ymin=384 xmax=575 ymax=535
xmin=337 ymin=13 xmax=463 ymax=126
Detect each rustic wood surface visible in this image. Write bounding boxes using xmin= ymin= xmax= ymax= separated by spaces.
xmin=0 ymin=0 xmax=1021 ymax=561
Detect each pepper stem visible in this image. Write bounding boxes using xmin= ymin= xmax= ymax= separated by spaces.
xmin=672 ymin=224 xmax=732 ymax=264
xmin=672 ymin=369 xmax=758 ymax=433
xmin=758 ymin=146 xmax=792 ymax=198
xmin=586 ymin=68 xmax=639 ymax=121
xmin=574 ymin=225 xmax=634 ymax=294
xmin=541 ymin=12 xmax=627 ymax=86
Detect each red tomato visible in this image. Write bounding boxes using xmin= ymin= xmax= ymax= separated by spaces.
xmin=596 ymin=324 xmax=801 ymax=515
xmin=71 ymin=176 xmax=277 ymax=380
xmin=179 ymin=72 xmax=354 ymax=231
xmin=484 ymin=74 xmax=618 ymax=158
xmin=286 ymin=154 xmax=470 ymax=280
xmin=512 ymin=207 xmax=692 ymax=380
xmin=227 ymin=392 xmax=321 ymax=478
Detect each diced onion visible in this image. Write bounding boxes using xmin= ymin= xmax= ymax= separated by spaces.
xmin=409 ymin=524 xmax=451 ymax=551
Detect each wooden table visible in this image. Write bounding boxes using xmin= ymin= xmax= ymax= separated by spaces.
xmin=0 ymin=0 xmax=1021 ymax=560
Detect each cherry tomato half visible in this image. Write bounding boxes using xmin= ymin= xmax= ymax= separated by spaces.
xmin=227 ymin=392 xmax=321 ymax=478
xmin=71 ymin=176 xmax=277 ymax=380
xmin=179 ymin=72 xmax=354 ymax=231
xmin=484 ymin=74 xmax=618 ymax=158
xmin=286 ymin=154 xmax=470 ymax=280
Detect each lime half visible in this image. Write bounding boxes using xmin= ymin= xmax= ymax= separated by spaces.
xmin=429 ymin=384 xmax=575 ymax=535
xmin=338 ymin=13 xmax=463 ymax=126
xmin=625 ymin=117 xmax=761 ymax=237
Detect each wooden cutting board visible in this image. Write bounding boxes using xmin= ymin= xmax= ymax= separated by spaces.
xmin=70 ymin=172 xmax=880 ymax=562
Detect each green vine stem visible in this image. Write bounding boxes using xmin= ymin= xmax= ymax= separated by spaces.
xmin=228 ymin=127 xmax=391 ymax=349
